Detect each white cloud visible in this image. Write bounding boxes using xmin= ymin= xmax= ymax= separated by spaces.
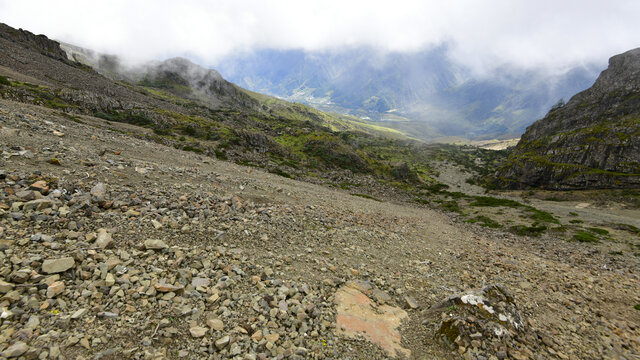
xmin=1 ymin=0 xmax=639 ymax=74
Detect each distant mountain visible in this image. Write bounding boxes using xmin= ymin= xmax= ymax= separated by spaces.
xmin=216 ymin=46 xmax=601 ymax=140
xmin=495 ymin=48 xmax=640 ymax=189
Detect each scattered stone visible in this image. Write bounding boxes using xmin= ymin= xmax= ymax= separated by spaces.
xmin=144 ymin=239 xmax=168 ymax=250
xmin=154 ymin=283 xmax=184 ymax=293
xmin=42 ymin=257 xmax=75 ymax=274
xmin=215 ymin=335 xmax=230 ymax=350
xmin=47 ymin=281 xmax=65 ymax=298
xmin=90 ymin=182 xmax=107 ymax=202
xmin=95 ymin=229 xmax=114 ymax=249
xmin=1 ymin=341 xmax=28 ymax=358
xmin=207 ymin=318 xmax=224 ymax=331
xmin=189 ymin=326 xmax=208 ymax=338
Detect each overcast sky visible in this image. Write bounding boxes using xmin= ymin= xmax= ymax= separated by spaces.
xmin=1 ymin=0 xmax=639 ymax=75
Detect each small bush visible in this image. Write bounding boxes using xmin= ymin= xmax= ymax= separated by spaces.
xmin=569 ymin=219 xmax=583 ymax=224
xmin=635 ymin=304 xmax=640 ymax=311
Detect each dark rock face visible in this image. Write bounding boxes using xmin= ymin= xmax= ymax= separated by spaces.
xmin=496 ymin=48 xmax=640 ymax=189
xmin=0 ymin=23 xmax=70 ymax=63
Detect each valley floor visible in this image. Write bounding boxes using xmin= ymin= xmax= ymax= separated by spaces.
xmin=0 ymin=99 xmax=639 ymax=359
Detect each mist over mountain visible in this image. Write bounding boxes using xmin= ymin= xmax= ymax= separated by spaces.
xmin=216 ymin=46 xmax=601 ymax=140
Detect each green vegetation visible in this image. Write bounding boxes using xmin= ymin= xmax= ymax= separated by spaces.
xmin=0 ymin=75 xmax=11 ymax=86
xmin=635 ymin=304 xmax=640 ymax=311
xmin=269 ymin=168 xmax=292 ymax=178
xmin=470 ymin=196 xmax=521 ymax=208
xmin=351 ymin=193 xmax=382 ymax=202
xmin=509 ymin=225 xmax=547 ymax=237
xmin=573 ymin=231 xmax=598 ymax=243
xmin=587 ymin=227 xmax=609 ymax=236
xmin=466 ymin=215 xmax=502 ymax=228
xmin=569 ymin=219 xmax=583 ymax=224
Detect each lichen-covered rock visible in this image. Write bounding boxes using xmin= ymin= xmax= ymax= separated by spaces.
xmin=434 ymin=285 xmax=532 ymax=358
xmin=496 ymin=48 xmax=640 ymax=189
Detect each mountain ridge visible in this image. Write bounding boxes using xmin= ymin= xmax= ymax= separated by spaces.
xmin=495 ymin=47 xmax=640 ymax=189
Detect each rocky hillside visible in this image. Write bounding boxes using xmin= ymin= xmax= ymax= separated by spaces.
xmin=495 ymin=48 xmax=640 ymax=189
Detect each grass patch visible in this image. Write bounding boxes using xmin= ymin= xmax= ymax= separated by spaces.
xmin=214 ymin=150 xmax=227 ymax=160
xmin=569 ymin=219 xmax=583 ymax=224
xmin=609 ymin=251 xmax=623 ymax=256
xmin=573 ymin=231 xmax=598 ymax=243
xmin=414 ymin=198 xmax=430 ymax=205
xmin=509 ymin=225 xmax=547 ymax=237
xmin=269 ymin=168 xmax=292 ymax=179
xmin=351 ymin=193 xmax=382 ymax=202
xmin=635 ymin=304 xmax=640 ymax=311
xmin=466 ymin=215 xmax=502 ymax=229
xmin=470 ymin=196 xmax=522 ymax=208
xmin=587 ymin=227 xmax=609 ymax=236
xmin=0 ymin=75 xmax=11 ymax=86
xmin=439 ymin=200 xmax=462 ymax=213
xmin=528 ymin=208 xmax=559 ymax=224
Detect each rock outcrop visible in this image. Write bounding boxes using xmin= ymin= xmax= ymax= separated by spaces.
xmin=495 ymin=48 xmax=640 ymax=189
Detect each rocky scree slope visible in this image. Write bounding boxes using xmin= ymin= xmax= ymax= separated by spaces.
xmin=0 ymin=100 xmax=638 ymax=359
xmin=495 ymin=48 xmax=640 ymax=190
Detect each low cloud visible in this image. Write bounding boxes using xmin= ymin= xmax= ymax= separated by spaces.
xmin=1 ymin=0 xmax=639 ymax=75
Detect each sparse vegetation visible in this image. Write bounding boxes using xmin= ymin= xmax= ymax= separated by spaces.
xmin=0 ymin=75 xmax=11 ymax=86
xmin=351 ymin=193 xmax=382 ymax=202
xmin=466 ymin=215 xmax=502 ymax=228
xmin=509 ymin=225 xmax=547 ymax=237
xmin=573 ymin=231 xmax=598 ymax=243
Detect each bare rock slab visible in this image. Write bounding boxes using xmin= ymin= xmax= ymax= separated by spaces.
xmin=335 ymin=283 xmax=410 ymax=358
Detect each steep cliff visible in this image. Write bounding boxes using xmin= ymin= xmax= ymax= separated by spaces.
xmin=495 ymin=48 xmax=640 ymax=189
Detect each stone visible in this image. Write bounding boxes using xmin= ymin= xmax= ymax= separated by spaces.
xmin=251 ymin=330 xmax=263 ymax=342
xmin=90 ymin=182 xmax=107 ymax=201
xmin=29 ymin=180 xmax=49 ymax=194
xmin=191 ymin=277 xmax=210 ymax=288
xmin=95 ymin=229 xmax=114 ymax=249
xmin=404 ymin=295 xmax=419 ymax=309
xmin=151 ymin=219 xmax=163 ymax=229
xmin=23 ymin=199 xmax=54 ymax=212
xmin=207 ymin=318 xmax=224 ymax=331
xmin=154 ymin=283 xmax=183 ymax=293
xmin=144 ymin=239 xmax=168 ymax=250
xmin=264 ymin=333 xmax=280 ymax=343
xmin=71 ymin=308 xmax=88 ymax=319
xmin=42 ymin=257 xmax=75 ymax=274
xmin=0 ymin=280 xmax=14 ymax=293
xmin=215 ymin=335 xmax=230 ymax=349
xmin=105 ymin=273 xmax=115 ymax=287
xmin=1 ymin=341 xmax=28 ymax=358
xmin=47 ymin=281 xmax=65 ymax=298
xmin=189 ymin=326 xmax=208 ymax=338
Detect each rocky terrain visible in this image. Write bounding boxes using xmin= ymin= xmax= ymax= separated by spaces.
xmin=0 ymin=23 xmax=639 ymax=360
xmin=1 ymin=98 xmax=639 ymax=359
xmin=496 ymin=48 xmax=640 ymax=190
